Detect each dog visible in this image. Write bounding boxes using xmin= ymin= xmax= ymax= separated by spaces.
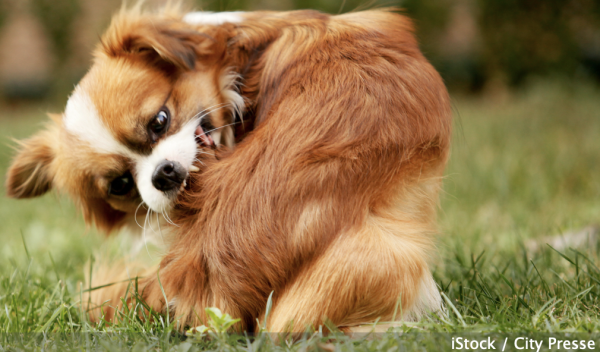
xmin=5 ymin=5 xmax=451 ymax=333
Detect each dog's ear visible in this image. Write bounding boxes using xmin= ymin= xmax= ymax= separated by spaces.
xmin=100 ymin=12 xmax=219 ymax=71
xmin=5 ymin=124 xmax=59 ymax=199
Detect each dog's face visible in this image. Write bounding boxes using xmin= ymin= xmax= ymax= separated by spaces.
xmin=4 ymin=11 xmax=240 ymax=232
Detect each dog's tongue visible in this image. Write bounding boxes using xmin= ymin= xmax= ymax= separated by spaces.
xmin=195 ymin=126 xmax=214 ymax=147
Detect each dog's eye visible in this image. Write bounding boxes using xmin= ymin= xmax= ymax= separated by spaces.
xmin=149 ymin=108 xmax=170 ymax=136
xmin=109 ymin=172 xmax=134 ymax=196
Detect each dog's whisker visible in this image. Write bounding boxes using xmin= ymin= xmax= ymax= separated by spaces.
xmin=190 ymin=102 xmax=228 ymax=118
xmin=162 ymin=210 xmax=179 ymax=227
xmin=190 ymin=103 xmax=229 ymax=122
xmin=196 ymin=150 xmax=214 ymax=155
xmin=134 ymin=201 xmax=146 ymax=229
xmin=192 ymin=106 xmax=235 ymax=128
xmin=187 ymin=104 xmax=229 ymax=130
xmin=142 ymin=207 xmax=152 ymax=259
xmin=155 ymin=212 xmax=166 ymax=244
xmin=194 ymin=101 xmax=228 ymax=115
xmin=202 ymin=121 xmax=241 ymax=135
xmin=147 ymin=208 xmax=158 ymax=234
xmin=168 ymin=214 xmax=179 ymax=227
xmin=161 ymin=211 xmax=174 ymax=226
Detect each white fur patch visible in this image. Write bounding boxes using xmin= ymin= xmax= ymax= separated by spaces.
xmin=64 ymin=87 xmax=133 ymax=157
xmin=218 ymin=71 xmax=245 ymax=148
xmin=403 ymin=272 xmax=443 ymax=321
xmin=135 ymin=119 xmax=199 ymax=213
xmin=168 ymin=297 xmax=178 ymax=310
xmin=211 ymin=130 xmax=223 ymax=147
xmin=183 ymin=11 xmax=244 ymax=26
xmin=219 ymin=71 xmax=245 ymax=117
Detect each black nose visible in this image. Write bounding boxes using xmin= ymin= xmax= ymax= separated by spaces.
xmin=152 ymin=160 xmax=187 ymax=192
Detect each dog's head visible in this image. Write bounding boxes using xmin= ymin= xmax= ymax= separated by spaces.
xmin=5 ymin=8 xmax=242 ymax=232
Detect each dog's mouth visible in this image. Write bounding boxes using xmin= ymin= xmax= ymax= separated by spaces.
xmin=188 ymin=121 xmax=215 ymax=174
xmin=195 ymin=120 xmax=215 ymax=148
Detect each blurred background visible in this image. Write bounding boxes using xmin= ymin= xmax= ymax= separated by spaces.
xmin=0 ymin=0 xmax=599 ymax=282
xmin=0 ymin=0 xmax=599 ymax=102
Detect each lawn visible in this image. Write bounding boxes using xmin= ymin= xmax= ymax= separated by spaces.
xmin=0 ymin=80 xmax=599 ymax=350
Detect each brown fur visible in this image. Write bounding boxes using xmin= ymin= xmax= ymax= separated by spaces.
xmin=89 ymin=8 xmax=451 ymax=332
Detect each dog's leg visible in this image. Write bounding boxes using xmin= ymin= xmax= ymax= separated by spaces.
xmin=265 ymin=215 xmax=442 ymax=333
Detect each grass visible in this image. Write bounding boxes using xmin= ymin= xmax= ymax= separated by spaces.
xmin=0 ymin=80 xmax=599 ymax=350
